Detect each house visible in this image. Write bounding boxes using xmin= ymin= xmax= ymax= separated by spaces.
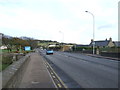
xmin=89 ymin=38 xmax=115 ymax=48
xmin=0 ymin=45 xmax=7 ymax=49
xmin=113 ymin=41 xmax=120 ymax=47
xmin=61 ymin=45 xmax=74 ymax=51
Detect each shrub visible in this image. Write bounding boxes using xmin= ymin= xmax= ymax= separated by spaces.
xmin=75 ymin=47 xmax=93 ymax=51
xmin=2 ymin=54 xmax=13 ymax=64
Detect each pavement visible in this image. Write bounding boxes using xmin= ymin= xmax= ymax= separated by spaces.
xmin=86 ymin=53 xmax=119 ymax=61
xmin=67 ymin=51 xmax=119 ymax=60
xmin=19 ymin=52 xmax=55 ymax=88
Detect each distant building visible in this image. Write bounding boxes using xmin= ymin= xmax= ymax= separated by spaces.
xmin=48 ymin=44 xmax=56 ymax=47
xmin=0 ymin=45 xmax=7 ymax=49
xmin=75 ymin=44 xmax=89 ymax=48
xmin=89 ymin=38 xmax=115 ymax=48
xmin=62 ymin=45 xmax=74 ymax=51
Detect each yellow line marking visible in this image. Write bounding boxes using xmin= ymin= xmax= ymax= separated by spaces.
xmin=43 ymin=59 xmax=68 ymax=88
xmin=52 ymin=76 xmax=56 ymax=78
xmin=57 ymin=84 xmax=62 ymax=88
xmin=43 ymin=61 xmax=57 ymax=88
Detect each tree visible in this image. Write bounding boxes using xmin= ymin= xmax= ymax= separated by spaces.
xmin=27 ymin=39 xmax=38 ymax=49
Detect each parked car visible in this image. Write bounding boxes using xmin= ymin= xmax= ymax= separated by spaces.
xmin=46 ymin=49 xmax=53 ymax=55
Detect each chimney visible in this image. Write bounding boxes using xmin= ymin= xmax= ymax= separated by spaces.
xmin=109 ymin=37 xmax=112 ymax=41
xmin=91 ymin=39 xmax=93 ymax=42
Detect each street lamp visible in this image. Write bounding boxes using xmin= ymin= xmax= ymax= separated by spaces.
xmin=59 ymin=31 xmax=64 ymax=43
xmin=85 ymin=11 xmax=95 ymax=54
xmin=59 ymin=31 xmax=64 ymax=51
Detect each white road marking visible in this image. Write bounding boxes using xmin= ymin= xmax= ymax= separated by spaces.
xmin=31 ymin=81 xmax=39 ymax=84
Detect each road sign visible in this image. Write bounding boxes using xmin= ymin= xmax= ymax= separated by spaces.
xmin=25 ymin=46 xmax=31 ymax=51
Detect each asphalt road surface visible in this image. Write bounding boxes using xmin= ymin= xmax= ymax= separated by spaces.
xmin=39 ymin=49 xmax=119 ymax=88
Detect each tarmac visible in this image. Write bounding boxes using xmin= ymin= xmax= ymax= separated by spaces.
xmin=19 ymin=52 xmax=55 ymax=88
xmin=18 ymin=51 xmax=119 ymax=88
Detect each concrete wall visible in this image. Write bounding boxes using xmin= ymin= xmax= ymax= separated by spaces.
xmin=2 ymin=53 xmax=31 ymax=88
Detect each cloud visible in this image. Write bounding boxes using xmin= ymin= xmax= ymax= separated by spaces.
xmin=98 ymin=24 xmax=114 ymax=30
xmin=0 ymin=0 xmax=119 ymax=44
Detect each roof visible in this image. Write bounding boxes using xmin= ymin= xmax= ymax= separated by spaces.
xmin=76 ymin=44 xmax=89 ymax=47
xmin=48 ymin=45 xmax=56 ymax=47
xmin=89 ymin=40 xmax=109 ymax=47
xmin=113 ymin=41 xmax=120 ymax=47
xmin=64 ymin=45 xmax=73 ymax=46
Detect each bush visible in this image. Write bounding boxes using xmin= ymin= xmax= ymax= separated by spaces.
xmin=2 ymin=54 xmax=13 ymax=64
xmin=99 ymin=47 xmax=120 ymax=53
xmin=21 ymin=50 xmax=34 ymax=55
xmin=75 ymin=47 xmax=93 ymax=51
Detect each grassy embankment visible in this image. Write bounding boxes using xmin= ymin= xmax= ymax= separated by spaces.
xmin=0 ymin=49 xmax=13 ymax=71
xmin=0 ymin=49 xmax=33 ymax=71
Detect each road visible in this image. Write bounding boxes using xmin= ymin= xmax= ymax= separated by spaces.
xmin=39 ymin=49 xmax=119 ymax=88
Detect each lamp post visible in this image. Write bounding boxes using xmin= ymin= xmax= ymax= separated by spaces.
xmin=85 ymin=11 xmax=95 ymax=54
xmin=59 ymin=31 xmax=64 ymax=51
xmin=59 ymin=31 xmax=64 ymax=43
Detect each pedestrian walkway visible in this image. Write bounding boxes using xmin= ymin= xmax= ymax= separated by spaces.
xmin=86 ymin=54 xmax=119 ymax=61
xmin=19 ymin=52 xmax=55 ymax=88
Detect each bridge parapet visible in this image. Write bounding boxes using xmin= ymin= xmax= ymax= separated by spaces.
xmin=2 ymin=53 xmax=31 ymax=88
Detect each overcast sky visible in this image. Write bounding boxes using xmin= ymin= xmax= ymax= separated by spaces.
xmin=0 ymin=0 xmax=119 ymax=44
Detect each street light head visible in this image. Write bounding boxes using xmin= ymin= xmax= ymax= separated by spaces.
xmin=85 ymin=11 xmax=88 ymax=12
xmin=59 ymin=31 xmax=62 ymax=33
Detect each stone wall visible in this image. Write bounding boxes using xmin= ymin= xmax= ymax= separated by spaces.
xmin=2 ymin=53 xmax=31 ymax=88
xmin=101 ymin=52 xmax=120 ymax=58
